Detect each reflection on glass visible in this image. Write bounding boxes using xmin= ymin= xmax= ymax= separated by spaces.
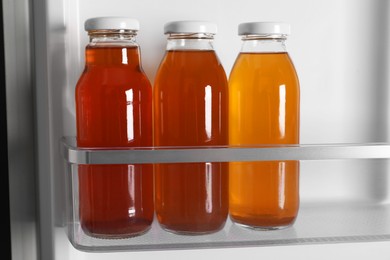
xmin=205 ymin=85 xmax=212 ymax=139
xmin=279 ymin=84 xmax=286 ymax=138
xmin=122 ymin=48 xmax=128 ymax=64
xmin=126 ymin=89 xmax=134 ymax=141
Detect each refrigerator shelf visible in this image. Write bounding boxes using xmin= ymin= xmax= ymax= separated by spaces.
xmin=62 ymin=136 xmax=390 ymax=164
xmin=66 ymin=203 xmax=390 ymax=252
xmin=61 ymin=137 xmax=390 ymax=252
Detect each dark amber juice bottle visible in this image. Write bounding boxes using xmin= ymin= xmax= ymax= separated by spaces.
xmin=153 ymin=21 xmax=229 ymax=235
xmin=75 ymin=17 xmax=153 ymax=238
xmin=229 ymin=22 xmax=300 ymax=230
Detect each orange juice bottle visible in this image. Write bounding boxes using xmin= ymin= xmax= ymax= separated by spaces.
xmin=75 ymin=17 xmax=154 ymax=238
xmin=229 ymin=22 xmax=300 ymax=230
xmin=153 ymin=21 xmax=229 ymax=234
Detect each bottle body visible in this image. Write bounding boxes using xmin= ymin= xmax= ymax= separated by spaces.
xmin=229 ymin=32 xmax=300 ymax=229
xmin=75 ymin=31 xmax=154 ymax=238
xmin=153 ymin=34 xmax=229 ymax=234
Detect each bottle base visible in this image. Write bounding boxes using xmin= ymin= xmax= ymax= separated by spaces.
xmin=158 ymin=223 xmax=226 ymax=236
xmin=81 ymin=220 xmax=153 ymax=240
xmin=233 ymin=221 xmax=293 ymax=231
xmin=84 ymin=226 xmax=152 ymax=240
xmin=229 ymin=215 xmax=296 ymax=231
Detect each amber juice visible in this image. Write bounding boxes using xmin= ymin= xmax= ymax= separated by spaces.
xmin=75 ymin=46 xmax=154 ymax=238
xmin=229 ymin=52 xmax=300 ymax=229
xmin=153 ymin=50 xmax=229 ymax=234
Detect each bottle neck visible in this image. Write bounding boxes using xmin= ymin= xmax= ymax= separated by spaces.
xmin=240 ymin=35 xmax=288 ymax=53
xmin=86 ymin=30 xmax=141 ymax=66
xmin=165 ymin=33 xmax=215 ymax=51
xmin=88 ymin=30 xmax=138 ymax=46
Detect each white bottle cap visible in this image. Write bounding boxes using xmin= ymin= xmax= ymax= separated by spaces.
xmin=84 ymin=17 xmax=140 ymax=31
xmin=238 ymin=22 xmax=290 ymax=36
xmin=164 ymin=20 xmax=217 ymax=34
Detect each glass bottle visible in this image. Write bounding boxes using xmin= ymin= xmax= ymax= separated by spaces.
xmin=153 ymin=20 xmax=229 ymax=234
xmin=75 ymin=17 xmax=154 ymax=238
xmin=229 ymin=22 xmax=300 ymax=230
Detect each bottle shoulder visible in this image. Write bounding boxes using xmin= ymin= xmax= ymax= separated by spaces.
xmin=231 ymin=52 xmax=296 ymax=71
xmin=76 ymin=67 xmax=152 ymax=90
xmin=229 ymin=52 xmax=299 ymax=86
xmin=157 ymin=50 xmax=224 ymax=70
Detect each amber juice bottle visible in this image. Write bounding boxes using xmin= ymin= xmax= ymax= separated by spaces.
xmin=75 ymin=17 xmax=153 ymax=238
xmin=153 ymin=21 xmax=229 ymax=234
xmin=229 ymin=22 xmax=300 ymax=230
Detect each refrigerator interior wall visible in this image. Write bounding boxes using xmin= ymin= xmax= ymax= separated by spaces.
xmin=61 ymin=0 xmax=390 ymax=204
xmin=32 ymin=0 xmax=390 ymax=259
xmin=62 ymin=0 xmax=390 ymax=144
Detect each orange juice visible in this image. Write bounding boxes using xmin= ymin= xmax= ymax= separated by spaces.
xmin=229 ymin=22 xmax=300 ymax=229
xmin=75 ymin=17 xmax=153 ymax=238
xmin=153 ymin=21 xmax=229 ymax=234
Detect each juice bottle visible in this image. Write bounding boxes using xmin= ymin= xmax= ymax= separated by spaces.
xmin=153 ymin=21 xmax=229 ymax=234
xmin=75 ymin=17 xmax=153 ymax=238
xmin=229 ymin=22 xmax=300 ymax=229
